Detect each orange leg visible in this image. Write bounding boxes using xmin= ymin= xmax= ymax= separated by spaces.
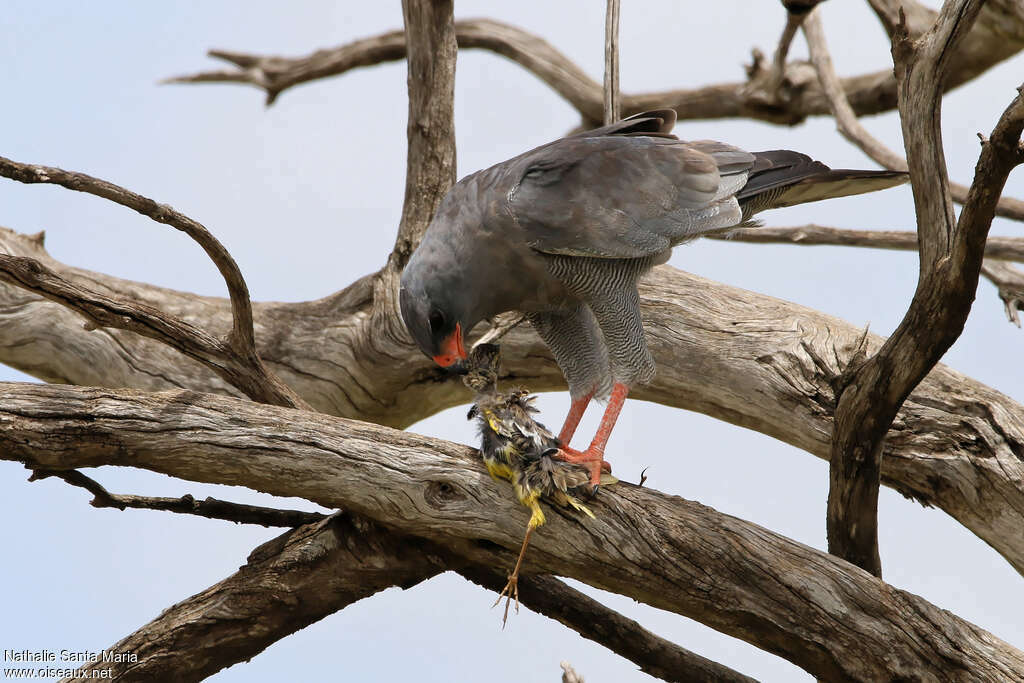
xmin=493 ymin=525 xmax=534 ymax=627
xmin=558 ymin=392 xmax=593 ymax=446
xmin=557 ymin=382 xmax=628 ymax=487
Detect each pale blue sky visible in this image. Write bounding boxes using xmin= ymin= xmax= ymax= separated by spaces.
xmin=1 ymin=2 xmax=1021 ymax=681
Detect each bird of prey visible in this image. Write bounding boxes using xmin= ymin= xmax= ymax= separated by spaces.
xmin=464 ymin=343 xmax=606 ymax=624
xmin=401 ymin=108 xmax=907 ymax=487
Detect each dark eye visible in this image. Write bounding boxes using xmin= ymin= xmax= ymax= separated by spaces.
xmin=428 ymin=309 xmax=445 ymax=332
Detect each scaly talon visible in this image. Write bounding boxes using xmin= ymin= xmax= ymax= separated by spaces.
xmin=555 ymin=446 xmax=610 ymax=487
xmin=493 ymin=574 xmax=521 ymax=627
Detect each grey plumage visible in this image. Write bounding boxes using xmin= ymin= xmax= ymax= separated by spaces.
xmin=400 ymin=109 xmax=907 ymax=474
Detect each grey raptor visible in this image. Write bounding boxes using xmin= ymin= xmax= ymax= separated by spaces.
xmin=400 ymin=109 xmax=906 ymax=487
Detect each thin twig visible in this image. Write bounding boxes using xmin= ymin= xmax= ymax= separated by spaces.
xmin=802 ymin=8 xmax=1024 ymax=221
xmin=560 ymin=662 xmax=585 ymax=683
xmin=473 ymin=311 xmax=526 ymax=349
xmin=980 ymin=260 xmax=1024 ymax=327
xmin=0 ymin=156 xmax=308 ymax=409
xmin=29 ymin=469 xmax=326 ymax=527
xmin=715 ymin=224 xmax=1024 ymax=260
xmin=710 ymin=225 xmax=1024 ymax=324
xmin=803 ymin=11 xmax=908 ymax=170
xmin=603 ymin=0 xmax=621 ymax=125
xmin=0 ymin=157 xmax=257 ymax=355
xmin=764 ymin=1 xmax=826 ymax=96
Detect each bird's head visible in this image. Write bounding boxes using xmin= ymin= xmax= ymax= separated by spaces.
xmin=399 ymin=256 xmax=470 ymax=373
xmin=398 ymin=165 xmax=527 ymax=373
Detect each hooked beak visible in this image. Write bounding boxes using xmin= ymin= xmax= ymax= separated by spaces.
xmin=432 ymin=322 xmax=468 ymax=373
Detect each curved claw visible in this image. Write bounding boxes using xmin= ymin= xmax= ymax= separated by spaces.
xmin=555 ymin=446 xmax=610 ymax=487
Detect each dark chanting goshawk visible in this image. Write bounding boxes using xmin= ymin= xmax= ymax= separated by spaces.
xmin=400 ymin=109 xmax=906 ymax=487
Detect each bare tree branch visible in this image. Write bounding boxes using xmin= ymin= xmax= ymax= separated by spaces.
xmin=0 ymin=158 xmax=307 ymax=410
xmin=603 ymin=0 xmax=621 ymax=125
xmin=2 ymin=226 xmax=1023 ymax=577
xmin=715 ymin=224 xmax=1024 ymax=261
xmin=28 ymin=468 xmax=325 ymax=527
xmin=66 ymin=513 xmax=448 ymax=681
xmin=44 ymin=467 xmax=753 ymax=681
xmin=981 ymin=259 xmax=1024 ymax=326
xmin=803 ymin=10 xmax=907 ymax=170
xmin=826 ymin=0 xmax=1023 ymax=576
xmin=460 ymin=568 xmax=759 ymax=683
xmin=712 ymin=224 xmax=1024 ymax=323
xmin=0 ymin=252 xmax=304 ymax=408
xmin=3 ymin=382 xmax=1022 ymax=682
xmin=42 ymin=467 xmax=754 ymax=680
xmin=741 ymin=1 xmax=824 ymax=110
xmin=803 ymin=7 xmax=1024 ymax=222
xmin=392 ymin=0 xmax=457 ymax=264
xmin=162 ymin=8 xmax=1024 ymax=126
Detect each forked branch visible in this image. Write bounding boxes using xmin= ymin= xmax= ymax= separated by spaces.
xmin=803 ymin=8 xmax=1024 ymax=221
xmin=825 ymin=0 xmax=1024 ymax=576
xmin=163 ymin=6 xmax=1024 ymax=126
xmin=0 ymin=156 xmax=307 ymax=409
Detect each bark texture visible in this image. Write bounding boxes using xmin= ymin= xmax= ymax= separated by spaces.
xmin=2 ymin=1 xmax=1023 ymax=680
xmin=826 ymin=0 xmax=1024 ymax=575
xmin=2 ymin=382 xmax=1022 ymax=682
xmin=1 ymin=225 xmax=1023 ymax=580
xmin=67 ymin=514 xmax=447 ymax=682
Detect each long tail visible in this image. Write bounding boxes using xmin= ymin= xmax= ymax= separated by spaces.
xmin=738 ymin=150 xmax=907 ymax=220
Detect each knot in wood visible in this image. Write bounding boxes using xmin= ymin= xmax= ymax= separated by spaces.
xmin=424 ymin=479 xmax=463 ymax=509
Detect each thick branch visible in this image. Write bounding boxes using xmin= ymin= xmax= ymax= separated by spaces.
xmin=66 ymin=513 xmax=447 ymax=682
xmin=163 ymin=8 xmax=1024 ymax=126
xmin=2 ymin=226 xmax=1023 ymax=577
xmin=825 ymin=0 xmax=1013 ymax=576
xmin=0 ymin=252 xmax=304 ymax=408
xmin=3 ymin=383 xmax=1022 ymax=682
xmin=46 ymin=471 xmax=752 ymax=681
xmin=392 ymin=0 xmax=457 ymax=265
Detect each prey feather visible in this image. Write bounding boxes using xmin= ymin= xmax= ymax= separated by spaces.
xmin=464 ymin=343 xmax=605 ymax=625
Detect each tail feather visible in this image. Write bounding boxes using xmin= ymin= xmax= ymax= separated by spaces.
xmin=738 ymin=150 xmax=907 ymax=219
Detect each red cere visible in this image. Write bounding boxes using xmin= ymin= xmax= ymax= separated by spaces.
xmin=432 ymin=322 xmax=467 ymax=367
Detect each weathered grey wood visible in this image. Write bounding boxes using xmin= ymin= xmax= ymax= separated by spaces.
xmin=2 ymin=225 xmax=1021 ymax=578
xmin=2 ymin=382 xmax=1021 ymax=682
xmin=164 ymin=5 xmax=1024 ymax=129
xmin=63 ymin=513 xmax=448 ymax=682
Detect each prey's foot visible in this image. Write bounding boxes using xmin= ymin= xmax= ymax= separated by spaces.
xmin=556 ymin=446 xmax=611 ymax=487
xmin=493 ymin=573 xmax=520 ymax=627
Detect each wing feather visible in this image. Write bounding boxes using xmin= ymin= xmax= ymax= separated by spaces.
xmin=508 ymin=135 xmax=753 ymax=259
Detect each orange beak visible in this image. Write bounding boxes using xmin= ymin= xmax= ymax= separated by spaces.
xmin=432 ymin=322 xmax=467 ymax=367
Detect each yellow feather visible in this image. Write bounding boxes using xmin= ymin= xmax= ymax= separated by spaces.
xmin=566 ymin=496 xmax=595 ymax=519
xmin=485 ymin=460 xmax=515 ymax=482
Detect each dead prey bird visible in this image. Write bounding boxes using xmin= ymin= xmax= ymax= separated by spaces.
xmin=464 ymin=343 xmax=614 ymax=625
